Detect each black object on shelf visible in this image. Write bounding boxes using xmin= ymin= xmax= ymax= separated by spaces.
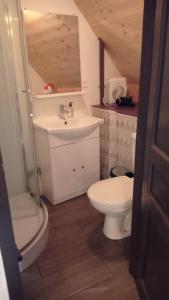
xmin=116 ymin=96 xmax=135 ymax=107
xmin=125 ymin=171 xmax=134 ymax=178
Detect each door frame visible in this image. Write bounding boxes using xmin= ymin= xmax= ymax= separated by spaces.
xmin=130 ymin=0 xmax=156 ymax=275
xmin=130 ymin=0 xmax=168 ymax=298
xmin=0 ymin=152 xmax=23 ymax=299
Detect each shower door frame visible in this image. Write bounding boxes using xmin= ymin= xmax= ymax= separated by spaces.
xmin=16 ymin=0 xmax=42 ymax=206
xmin=1 ymin=0 xmax=41 ymax=206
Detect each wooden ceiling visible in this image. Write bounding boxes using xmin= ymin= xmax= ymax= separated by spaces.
xmin=74 ymin=0 xmax=144 ymax=84
xmin=23 ymin=11 xmax=81 ymax=92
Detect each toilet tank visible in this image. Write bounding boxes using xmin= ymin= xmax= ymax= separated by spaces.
xmin=131 ymin=132 xmax=136 ymax=172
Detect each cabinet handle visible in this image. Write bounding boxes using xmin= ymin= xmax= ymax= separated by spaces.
xmin=73 ymin=168 xmax=76 ymax=172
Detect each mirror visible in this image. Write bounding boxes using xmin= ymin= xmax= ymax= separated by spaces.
xmin=23 ymin=10 xmax=81 ymax=95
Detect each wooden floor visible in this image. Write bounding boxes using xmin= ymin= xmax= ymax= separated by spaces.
xmin=22 ymin=194 xmax=139 ymax=300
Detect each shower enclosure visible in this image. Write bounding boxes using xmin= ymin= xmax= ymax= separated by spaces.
xmin=0 ymin=0 xmax=48 ymax=270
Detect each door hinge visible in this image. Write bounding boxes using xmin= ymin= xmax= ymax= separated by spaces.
xmin=37 ymin=167 xmax=41 ymax=175
xmin=22 ymin=89 xmax=31 ymax=94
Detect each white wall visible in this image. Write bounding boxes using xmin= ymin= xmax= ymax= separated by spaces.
xmin=29 ymin=64 xmax=46 ymax=95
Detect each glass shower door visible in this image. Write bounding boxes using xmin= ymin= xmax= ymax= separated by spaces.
xmin=0 ymin=0 xmax=44 ymax=255
xmin=4 ymin=0 xmax=40 ymax=206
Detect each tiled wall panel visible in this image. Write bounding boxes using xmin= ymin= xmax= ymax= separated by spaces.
xmin=92 ymin=107 xmax=137 ymax=178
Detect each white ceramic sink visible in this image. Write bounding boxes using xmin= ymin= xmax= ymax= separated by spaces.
xmin=33 ymin=114 xmax=104 ymax=139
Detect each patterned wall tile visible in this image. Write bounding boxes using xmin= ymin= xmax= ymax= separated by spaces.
xmin=92 ymin=107 xmax=137 ymax=179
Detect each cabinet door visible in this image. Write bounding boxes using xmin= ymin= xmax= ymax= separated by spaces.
xmin=50 ymin=144 xmax=78 ymax=203
xmin=76 ymin=138 xmax=100 ymax=191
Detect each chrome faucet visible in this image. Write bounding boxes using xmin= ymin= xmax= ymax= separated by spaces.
xmin=59 ymin=104 xmax=68 ymax=119
xmin=67 ymin=101 xmax=74 ymax=118
xmin=59 ymin=102 xmax=74 ymax=119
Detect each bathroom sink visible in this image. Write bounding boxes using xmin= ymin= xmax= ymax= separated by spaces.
xmin=33 ymin=114 xmax=104 ymax=139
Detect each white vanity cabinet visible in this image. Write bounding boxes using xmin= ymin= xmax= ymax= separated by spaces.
xmin=35 ymin=127 xmax=100 ymax=205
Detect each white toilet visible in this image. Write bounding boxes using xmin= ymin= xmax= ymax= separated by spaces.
xmin=87 ymin=132 xmax=136 ymax=240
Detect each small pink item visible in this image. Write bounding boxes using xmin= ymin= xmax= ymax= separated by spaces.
xmin=44 ymin=83 xmax=53 ymax=94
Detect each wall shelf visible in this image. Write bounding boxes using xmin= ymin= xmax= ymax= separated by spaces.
xmin=33 ymin=91 xmax=85 ymax=99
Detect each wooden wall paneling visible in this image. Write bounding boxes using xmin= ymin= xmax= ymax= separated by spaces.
xmin=74 ymin=0 xmax=144 ymax=98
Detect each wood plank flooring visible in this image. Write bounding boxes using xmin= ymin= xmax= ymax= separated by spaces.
xmin=21 ymin=194 xmax=139 ymax=300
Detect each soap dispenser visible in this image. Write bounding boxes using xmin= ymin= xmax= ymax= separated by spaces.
xmin=68 ymin=101 xmax=74 ymax=118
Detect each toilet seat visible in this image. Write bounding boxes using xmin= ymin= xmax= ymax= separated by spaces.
xmin=87 ymin=176 xmax=134 ymax=209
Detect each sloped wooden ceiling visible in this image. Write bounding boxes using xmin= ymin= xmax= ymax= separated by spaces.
xmin=74 ymin=0 xmax=144 ymax=85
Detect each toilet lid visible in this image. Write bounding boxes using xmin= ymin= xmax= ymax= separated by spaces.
xmin=88 ymin=176 xmax=134 ymax=207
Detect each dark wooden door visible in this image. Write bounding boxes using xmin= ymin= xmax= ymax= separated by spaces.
xmin=0 ymin=152 xmax=23 ymax=299
xmin=130 ymin=1 xmax=169 ymax=300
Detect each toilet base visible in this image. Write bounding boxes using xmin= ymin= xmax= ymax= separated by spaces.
xmin=103 ymin=212 xmax=131 ymax=240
